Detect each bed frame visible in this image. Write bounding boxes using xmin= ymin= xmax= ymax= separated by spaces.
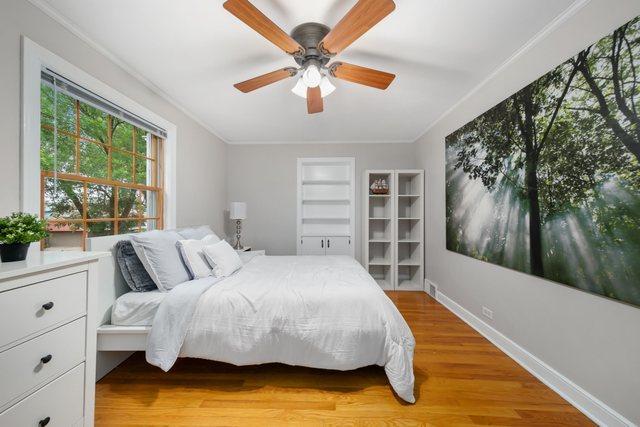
xmin=87 ymin=234 xmax=151 ymax=379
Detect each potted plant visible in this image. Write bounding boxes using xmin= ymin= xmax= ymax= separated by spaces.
xmin=0 ymin=213 xmax=48 ymax=262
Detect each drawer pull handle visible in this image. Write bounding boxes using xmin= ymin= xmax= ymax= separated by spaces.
xmin=39 ymin=417 xmax=51 ymax=427
xmin=40 ymin=354 xmax=52 ymax=364
xmin=42 ymin=302 xmax=54 ymax=310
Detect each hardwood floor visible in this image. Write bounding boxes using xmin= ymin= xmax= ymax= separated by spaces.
xmin=95 ymin=292 xmax=594 ymax=426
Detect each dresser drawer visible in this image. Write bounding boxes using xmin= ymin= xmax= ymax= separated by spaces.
xmin=0 ymin=318 xmax=86 ymax=410
xmin=0 ymin=363 xmax=84 ymax=427
xmin=0 ymin=271 xmax=87 ymax=349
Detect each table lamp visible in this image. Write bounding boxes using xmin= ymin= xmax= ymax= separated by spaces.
xmin=229 ymin=202 xmax=247 ymax=250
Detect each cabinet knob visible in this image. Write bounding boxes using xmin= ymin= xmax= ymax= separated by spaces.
xmin=39 ymin=417 xmax=51 ymax=427
xmin=327 ymin=239 xmax=331 ymax=248
xmin=321 ymin=240 xmax=324 ymax=248
xmin=42 ymin=302 xmax=54 ymax=311
xmin=40 ymin=354 xmax=52 ymax=364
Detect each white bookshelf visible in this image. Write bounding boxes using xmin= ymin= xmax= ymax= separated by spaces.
xmin=297 ymin=158 xmax=355 ymax=256
xmin=364 ymin=169 xmax=424 ymax=291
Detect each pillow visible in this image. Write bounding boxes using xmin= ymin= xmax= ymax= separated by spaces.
xmin=177 ymin=234 xmax=221 ymax=279
xmin=177 ymin=225 xmax=216 ymax=240
xmin=130 ymin=230 xmax=190 ymax=292
xmin=114 ymin=240 xmax=157 ymax=292
xmin=202 ymin=240 xmax=243 ymax=278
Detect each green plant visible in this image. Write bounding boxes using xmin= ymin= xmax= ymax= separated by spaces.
xmin=0 ymin=213 xmax=48 ymax=244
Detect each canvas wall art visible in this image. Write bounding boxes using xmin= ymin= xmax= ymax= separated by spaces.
xmin=446 ymin=15 xmax=640 ymax=307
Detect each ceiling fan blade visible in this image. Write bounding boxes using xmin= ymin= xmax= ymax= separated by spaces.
xmin=234 ymin=68 xmax=297 ymax=93
xmin=223 ymin=0 xmax=304 ymax=55
xmin=330 ymin=62 xmax=395 ymax=90
xmin=307 ymin=86 xmax=324 ymax=114
xmin=319 ymin=0 xmax=395 ymax=56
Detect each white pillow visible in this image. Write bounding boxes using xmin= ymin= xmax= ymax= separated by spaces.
xmin=202 ymin=240 xmax=243 ymax=278
xmin=177 ymin=234 xmax=221 ymax=279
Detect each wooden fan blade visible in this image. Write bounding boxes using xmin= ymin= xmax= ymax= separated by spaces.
xmin=330 ymin=62 xmax=395 ymax=90
xmin=320 ymin=0 xmax=395 ymax=56
xmin=223 ymin=0 xmax=304 ymax=55
xmin=234 ymin=68 xmax=296 ymax=93
xmin=307 ymin=86 xmax=324 ymax=114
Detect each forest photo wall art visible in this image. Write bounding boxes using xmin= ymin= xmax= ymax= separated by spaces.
xmin=446 ymin=15 xmax=640 ymax=307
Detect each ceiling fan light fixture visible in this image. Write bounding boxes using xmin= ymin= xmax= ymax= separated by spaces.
xmin=291 ymin=77 xmax=308 ymax=98
xmin=292 ymin=76 xmax=336 ymax=99
xmin=302 ymin=64 xmax=322 ymax=88
xmin=319 ymin=76 xmax=336 ymax=98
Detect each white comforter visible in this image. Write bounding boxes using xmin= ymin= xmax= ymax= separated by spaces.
xmin=175 ymin=255 xmax=415 ymax=402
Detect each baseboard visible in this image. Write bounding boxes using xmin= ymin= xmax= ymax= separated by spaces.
xmin=433 ymin=287 xmax=633 ymax=427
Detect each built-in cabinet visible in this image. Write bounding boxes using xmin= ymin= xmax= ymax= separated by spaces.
xmin=298 ymin=236 xmax=351 ymax=255
xmin=364 ymin=170 xmax=424 ymax=291
xmin=297 ymin=158 xmax=355 ymax=257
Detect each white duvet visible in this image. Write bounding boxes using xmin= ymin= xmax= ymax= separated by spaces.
xmin=157 ymin=255 xmax=416 ymax=402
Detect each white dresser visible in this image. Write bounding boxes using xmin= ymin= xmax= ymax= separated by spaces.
xmin=0 ymin=251 xmax=106 ymax=427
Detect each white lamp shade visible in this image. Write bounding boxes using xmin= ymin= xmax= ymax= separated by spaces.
xmin=229 ymin=202 xmax=247 ymax=220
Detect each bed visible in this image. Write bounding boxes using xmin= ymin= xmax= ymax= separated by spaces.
xmin=90 ymin=235 xmax=416 ymax=403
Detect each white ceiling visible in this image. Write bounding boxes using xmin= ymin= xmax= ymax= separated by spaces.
xmin=37 ymin=0 xmax=576 ymax=143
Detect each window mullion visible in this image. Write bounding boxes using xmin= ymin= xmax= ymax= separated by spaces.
xmin=107 ymin=115 xmax=113 ymax=181
xmin=75 ymin=100 xmax=81 ymax=174
xmin=132 ymin=127 xmax=136 ymax=184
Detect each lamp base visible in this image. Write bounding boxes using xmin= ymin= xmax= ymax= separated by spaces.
xmin=233 ymin=219 xmax=243 ymax=250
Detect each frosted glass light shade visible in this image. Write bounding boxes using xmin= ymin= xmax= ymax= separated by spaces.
xmin=291 ymin=78 xmax=307 ymax=98
xmin=229 ymin=202 xmax=247 ymax=220
xmin=319 ymin=76 xmax=336 ymax=97
xmin=291 ymin=76 xmax=336 ymax=99
xmin=302 ymin=64 xmax=322 ymax=87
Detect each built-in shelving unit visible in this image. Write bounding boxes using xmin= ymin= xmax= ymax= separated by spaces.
xmin=297 ymin=158 xmax=355 ymax=256
xmin=363 ymin=169 xmax=424 ymax=291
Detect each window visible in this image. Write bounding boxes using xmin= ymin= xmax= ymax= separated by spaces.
xmin=40 ymin=74 xmax=165 ymax=250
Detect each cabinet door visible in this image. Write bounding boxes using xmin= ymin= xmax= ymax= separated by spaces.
xmin=299 ymin=236 xmax=326 ymax=255
xmin=325 ymin=236 xmax=351 ymax=256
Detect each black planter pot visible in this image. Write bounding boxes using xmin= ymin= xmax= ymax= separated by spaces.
xmin=0 ymin=243 xmax=30 ymax=262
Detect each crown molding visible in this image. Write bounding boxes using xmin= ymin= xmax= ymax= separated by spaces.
xmin=26 ymin=0 xmax=230 ymax=144
xmin=411 ymin=0 xmax=592 ymax=143
xmin=226 ymin=139 xmax=415 ymax=145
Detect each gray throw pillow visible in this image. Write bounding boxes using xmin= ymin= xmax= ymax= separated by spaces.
xmin=114 ymin=240 xmax=157 ymax=292
xmin=130 ymin=230 xmax=191 ymax=292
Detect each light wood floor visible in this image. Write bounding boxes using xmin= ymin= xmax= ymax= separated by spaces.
xmin=95 ymin=292 xmax=593 ymax=426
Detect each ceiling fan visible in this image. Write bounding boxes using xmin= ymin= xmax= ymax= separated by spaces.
xmin=223 ymin=0 xmax=397 ymax=114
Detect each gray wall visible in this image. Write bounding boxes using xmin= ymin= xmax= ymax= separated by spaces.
xmin=415 ymin=0 xmax=640 ymax=423
xmin=0 ymin=0 xmax=227 ymax=231
xmin=226 ymin=143 xmax=417 ymax=261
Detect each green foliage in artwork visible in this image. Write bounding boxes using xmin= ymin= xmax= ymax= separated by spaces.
xmin=445 ymin=15 xmax=640 ymax=307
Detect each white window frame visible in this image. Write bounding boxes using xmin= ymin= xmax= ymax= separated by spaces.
xmin=20 ymin=36 xmax=177 ymax=229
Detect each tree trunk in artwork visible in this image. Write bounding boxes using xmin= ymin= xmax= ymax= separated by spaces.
xmin=525 ymin=155 xmax=544 ymax=277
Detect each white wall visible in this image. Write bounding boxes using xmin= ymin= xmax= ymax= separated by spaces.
xmin=415 ymin=0 xmax=640 ymax=423
xmin=0 ymin=0 xmax=227 ymax=231
xmin=227 ymin=143 xmax=417 ymax=261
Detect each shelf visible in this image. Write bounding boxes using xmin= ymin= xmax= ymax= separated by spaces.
xmin=398 ymin=260 xmax=421 ymax=266
xmin=369 ymin=260 xmax=391 ymax=266
xmin=302 ymin=198 xmax=350 ymax=203
xmin=369 ymin=239 xmax=391 ymax=243
xmin=398 ymin=217 xmax=421 ymax=220
xmin=369 ymin=194 xmax=390 ymax=198
xmin=302 ymin=217 xmax=349 ymax=221
xmin=302 ymin=179 xmax=350 ymax=185
xmin=301 ymin=233 xmax=351 ymax=237
xmin=398 ymin=194 xmax=421 ymax=197
xmin=369 ymin=217 xmax=391 ymax=220
xmin=398 ymin=239 xmax=421 ymax=243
